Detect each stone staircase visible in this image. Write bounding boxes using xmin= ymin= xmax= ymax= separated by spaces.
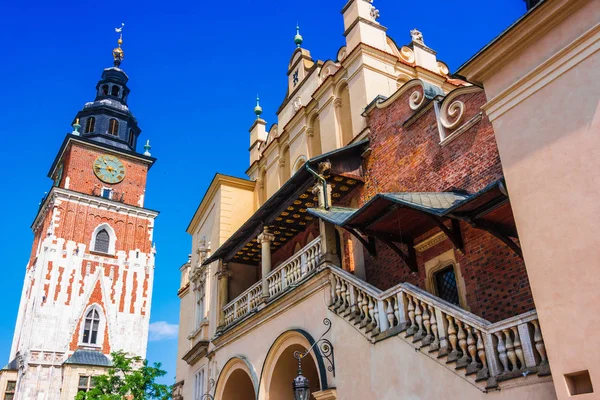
xmin=327 ymin=265 xmax=551 ymax=390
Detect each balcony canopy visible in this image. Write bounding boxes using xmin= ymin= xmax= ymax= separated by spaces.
xmin=307 ymin=180 xmax=521 ymax=271
xmin=203 ymin=140 xmax=369 ymax=266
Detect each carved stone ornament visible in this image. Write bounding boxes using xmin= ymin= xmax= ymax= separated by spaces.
xmin=370 ymin=5 xmax=380 ymax=20
xmin=318 ymin=160 xmax=332 ymax=177
xmin=409 ymin=90 xmax=424 ymax=110
xmin=333 ymin=97 xmax=342 ymax=109
xmin=399 ymin=46 xmax=415 ymax=64
xmin=410 ymin=28 xmax=424 ymax=45
xmin=440 ymin=100 xmax=466 ymax=130
xmin=293 ymin=96 xmax=303 ymax=112
xmin=306 ymin=127 xmax=314 ymax=138
xmin=437 ymin=61 xmax=449 ymax=76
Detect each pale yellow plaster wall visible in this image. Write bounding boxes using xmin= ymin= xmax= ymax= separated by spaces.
xmin=458 ymin=1 xmax=600 ymax=398
xmin=60 ymin=365 xmax=108 ymax=400
xmin=211 ymin=282 xmax=556 ymax=400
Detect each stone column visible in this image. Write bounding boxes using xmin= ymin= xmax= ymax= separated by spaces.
xmin=258 ymin=227 xmax=275 ymax=300
xmin=216 ymin=260 xmax=229 ymax=328
xmin=312 ymin=181 xmax=339 ymax=266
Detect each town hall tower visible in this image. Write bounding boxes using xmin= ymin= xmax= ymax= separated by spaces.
xmin=0 ymin=32 xmax=158 ymax=399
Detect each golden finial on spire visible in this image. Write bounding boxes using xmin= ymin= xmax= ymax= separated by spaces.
xmin=112 ymin=23 xmax=125 ymax=67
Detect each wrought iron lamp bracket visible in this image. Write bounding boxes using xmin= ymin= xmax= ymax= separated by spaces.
xmin=200 ymin=378 xmax=216 ymax=400
xmin=293 ymin=318 xmax=336 ymax=377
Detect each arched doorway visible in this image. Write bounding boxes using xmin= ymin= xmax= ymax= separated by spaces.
xmin=260 ymin=332 xmax=323 ymax=400
xmin=215 ymin=357 xmax=258 ymax=400
xmin=222 ymin=369 xmax=255 ymax=400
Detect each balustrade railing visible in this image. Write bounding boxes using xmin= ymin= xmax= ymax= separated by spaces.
xmin=223 ymin=237 xmax=322 ymax=326
xmin=329 ymin=266 xmax=549 ymax=387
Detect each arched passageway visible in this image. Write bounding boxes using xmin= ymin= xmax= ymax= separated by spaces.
xmin=221 ymin=368 xmax=255 ymax=400
xmin=267 ymin=343 xmax=320 ymax=400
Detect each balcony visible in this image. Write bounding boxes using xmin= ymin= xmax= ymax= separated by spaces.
xmin=222 ymin=237 xmax=322 ymax=326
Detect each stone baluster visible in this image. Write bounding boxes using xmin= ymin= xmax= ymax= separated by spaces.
xmin=348 ymin=285 xmax=357 ymax=318
xmin=504 ymin=328 xmax=517 ymax=372
xmin=435 ymin=309 xmax=449 ymax=357
xmin=511 ymin=326 xmax=524 ymax=370
xmin=344 ymin=283 xmax=352 ymax=316
xmin=422 ymin=303 xmax=433 ymax=346
xmin=366 ymin=296 xmax=376 ymax=331
xmin=334 ymin=276 xmax=342 ymax=308
xmin=466 ymin=326 xmax=481 ymax=374
xmin=355 ymin=290 xmax=364 ymax=321
xmin=406 ymin=295 xmax=417 ymax=336
xmin=413 ymin=299 xmax=425 ymax=342
xmin=338 ymin=280 xmax=348 ymax=312
xmin=456 ymin=320 xmax=470 ymax=368
xmin=329 ymin=273 xmax=337 ymax=306
xmin=361 ymin=292 xmax=370 ymax=328
xmin=531 ymin=319 xmax=550 ymax=375
xmin=475 ymin=330 xmax=489 ymax=381
xmin=495 ymin=331 xmax=509 ymax=374
xmin=428 ymin=305 xmax=440 ymax=352
xmin=394 ymin=295 xmax=402 ymax=328
xmin=446 ymin=315 xmax=460 ymax=362
xmin=386 ymin=298 xmax=396 ymax=329
xmin=372 ymin=298 xmax=381 ymax=335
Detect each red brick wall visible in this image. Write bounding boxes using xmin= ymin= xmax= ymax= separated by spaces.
xmin=60 ymin=142 xmax=149 ymax=207
xmin=341 ymin=86 xmax=534 ymax=323
xmin=53 ymin=200 xmax=153 ymax=254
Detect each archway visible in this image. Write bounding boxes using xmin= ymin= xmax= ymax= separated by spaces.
xmin=222 ymin=369 xmax=255 ymax=400
xmin=260 ymin=332 xmax=323 ymax=400
xmin=215 ymin=357 xmax=258 ymax=400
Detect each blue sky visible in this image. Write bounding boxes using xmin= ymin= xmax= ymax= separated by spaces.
xmin=0 ymin=0 xmax=525 ymax=385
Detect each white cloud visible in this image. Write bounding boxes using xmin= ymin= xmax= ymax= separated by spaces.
xmin=148 ymin=321 xmax=179 ymax=342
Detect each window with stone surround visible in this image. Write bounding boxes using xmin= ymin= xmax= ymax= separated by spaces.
xmin=3 ymin=381 xmax=15 ymax=400
xmin=77 ymin=375 xmax=96 ymax=393
xmin=194 ymin=368 xmax=205 ymax=400
xmin=94 ymin=229 xmax=110 ymax=253
xmin=82 ymin=309 xmax=101 ymax=344
xmin=434 ymin=266 xmax=460 ymax=306
xmin=195 ymin=280 xmax=206 ymax=330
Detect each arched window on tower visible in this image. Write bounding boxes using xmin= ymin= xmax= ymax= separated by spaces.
xmin=82 ymin=309 xmax=101 ymax=345
xmin=108 ymin=119 xmax=119 ymax=136
xmin=85 ymin=117 xmax=96 ymax=133
xmin=101 ymin=85 xmax=109 ymax=95
xmin=111 ymin=85 xmax=120 ymax=96
xmin=128 ymin=128 xmax=135 ymax=147
xmin=94 ymin=229 xmax=110 ymax=253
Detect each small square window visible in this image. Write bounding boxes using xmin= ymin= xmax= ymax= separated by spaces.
xmin=565 ymin=370 xmax=594 ymax=396
xmin=101 ymin=188 xmax=112 ymax=199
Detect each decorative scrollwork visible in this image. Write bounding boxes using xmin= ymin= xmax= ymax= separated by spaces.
xmin=440 ymin=100 xmax=466 ymax=129
xmin=409 ymin=90 xmax=424 ymax=110
xmin=399 ymin=46 xmax=415 ymax=64
xmin=200 ymin=378 xmax=216 ymax=400
xmin=293 ymin=318 xmax=336 ymax=376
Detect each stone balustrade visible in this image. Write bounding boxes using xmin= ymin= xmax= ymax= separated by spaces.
xmin=329 ymin=266 xmax=549 ymax=388
xmin=223 ymin=237 xmax=322 ymax=326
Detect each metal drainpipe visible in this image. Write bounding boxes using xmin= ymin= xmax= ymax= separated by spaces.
xmin=305 ymin=164 xmax=329 ymax=210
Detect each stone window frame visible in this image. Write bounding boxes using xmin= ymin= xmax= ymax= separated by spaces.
xmin=193 ymin=366 xmax=206 ymax=400
xmin=424 ymin=249 xmax=469 ymax=311
xmin=77 ymin=375 xmax=96 ymax=393
xmin=90 ymin=223 xmax=117 ymax=255
xmin=3 ymin=380 xmax=15 ymax=400
xmin=78 ymin=304 xmax=106 ymax=349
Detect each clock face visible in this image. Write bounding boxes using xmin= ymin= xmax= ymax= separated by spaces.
xmin=93 ymin=155 xmax=126 ymax=184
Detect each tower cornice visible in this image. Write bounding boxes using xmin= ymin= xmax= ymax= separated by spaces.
xmin=32 ymin=186 xmax=159 ymax=232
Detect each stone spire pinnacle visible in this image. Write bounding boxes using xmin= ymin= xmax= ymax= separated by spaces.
xmin=294 ymin=24 xmax=303 ymax=48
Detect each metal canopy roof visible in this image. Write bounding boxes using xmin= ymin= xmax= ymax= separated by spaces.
xmin=203 ymin=140 xmax=369 ymax=266
xmin=63 ymin=350 xmax=111 ymax=367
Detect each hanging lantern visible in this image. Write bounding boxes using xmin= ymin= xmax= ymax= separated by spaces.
xmin=292 ymin=356 xmax=311 ymax=400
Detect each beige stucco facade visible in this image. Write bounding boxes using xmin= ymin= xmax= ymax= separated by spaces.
xmin=458 ymin=0 xmax=599 ymax=398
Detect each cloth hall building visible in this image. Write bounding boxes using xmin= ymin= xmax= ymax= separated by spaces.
xmin=0 ymin=36 xmax=158 ymax=399
xmin=174 ymin=0 xmax=598 ymax=399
